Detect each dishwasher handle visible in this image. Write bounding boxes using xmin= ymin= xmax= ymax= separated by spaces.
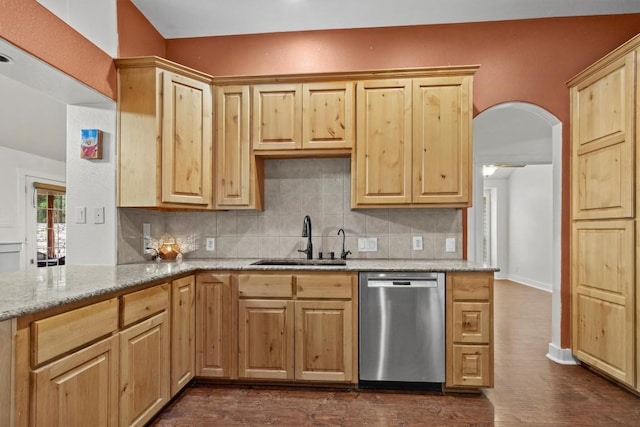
xmin=367 ymin=279 xmax=439 ymax=288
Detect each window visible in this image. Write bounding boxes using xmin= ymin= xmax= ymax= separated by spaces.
xmin=35 ymin=183 xmax=66 ymax=267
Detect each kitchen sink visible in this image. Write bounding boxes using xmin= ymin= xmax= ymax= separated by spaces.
xmin=251 ymin=258 xmax=346 ymax=266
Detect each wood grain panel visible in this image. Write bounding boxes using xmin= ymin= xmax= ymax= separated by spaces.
xmin=238 ymin=274 xmax=293 ymax=298
xmin=121 ymin=284 xmax=170 ymax=327
xmin=31 ymin=298 xmax=118 ymax=366
xmin=171 ymin=276 xmax=195 ymax=396
xmin=295 ymin=273 xmax=354 ymax=299
xmin=302 ymin=82 xmax=354 ymax=149
xmin=252 ymin=84 xmax=302 ymax=150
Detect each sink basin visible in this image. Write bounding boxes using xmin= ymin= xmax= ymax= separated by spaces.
xmin=251 ymin=258 xmax=346 ymax=266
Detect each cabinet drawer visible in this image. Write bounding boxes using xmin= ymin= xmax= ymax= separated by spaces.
xmin=121 ymin=283 xmax=170 ymax=327
xmin=452 ymin=302 xmax=491 ymax=344
xmin=296 ymin=274 xmax=353 ymax=299
xmin=238 ymin=274 xmax=293 ymax=298
xmin=31 ymin=298 xmax=118 ymax=366
xmin=450 ymin=273 xmax=492 ymax=301
xmin=450 ymin=344 xmax=492 ymax=388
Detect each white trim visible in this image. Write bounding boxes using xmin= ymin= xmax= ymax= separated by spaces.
xmin=546 ymin=343 xmax=579 ymax=365
xmin=507 ymin=275 xmax=552 ymax=293
xmin=0 ymin=242 xmax=22 ymax=253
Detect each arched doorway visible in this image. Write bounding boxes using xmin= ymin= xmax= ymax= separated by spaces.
xmin=467 ymin=101 xmax=575 ymax=364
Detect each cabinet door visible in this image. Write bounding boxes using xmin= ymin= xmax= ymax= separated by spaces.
xmin=238 ymin=299 xmax=294 ymax=380
xmin=571 ymin=53 xmax=635 ymax=220
xmin=162 ymin=71 xmax=213 ymax=206
xmin=295 ymin=300 xmax=352 ymax=382
xmin=446 ymin=272 xmax=494 ymax=389
xmin=171 ymin=276 xmax=196 ymax=395
xmin=32 ymin=336 xmax=118 ymax=427
xmin=354 ymin=79 xmax=412 ymax=205
xmin=412 ymin=77 xmax=472 ymax=206
xmin=216 ymin=85 xmax=259 ymax=208
xmin=119 ymin=312 xmax=170 ymax=427
xmin=572 ymin=220 xmax=634 ymax=386
xmin=196 ymin=274 xmax=233 ymax=378
xmin=302 ymin=82 xmax=354 ymax=149
xmin=252 ymin=84 xmax=302 ymax=150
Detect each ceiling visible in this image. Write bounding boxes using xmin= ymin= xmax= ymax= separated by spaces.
xmin=2 ymin=0 xmax=640 ymax=163
xmin=132 ymin=0 xmax=640 ymax=38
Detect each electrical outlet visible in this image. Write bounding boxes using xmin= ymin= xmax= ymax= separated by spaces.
xmin=412 ymin=236 xmax=423 ymax=251
xmin=446 ymin=237 xmax=456 ymax=253
xmin=368 ymin=237 xmax=377 ymax=252
xmin=205 ymin=237 xmax=216 ymax=252
xmin=142 ymin=223 xmax=151 ymax=254
xmin=93 ymin=207 xmax=104 ymax=224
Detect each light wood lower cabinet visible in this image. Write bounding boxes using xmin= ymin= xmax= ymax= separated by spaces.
xmin=445 ymin=272 xmax=494 ymax=389
xmin=119 ymin=312 xmax=170 ymax=427
xmin=236 ymin=272 xmax=356 ymax=384
xmin=238 ymin=299 xmax=295 ymax=380
xmin=171 ymin=276 xmax=196 ymax=395
xmin=32 ymin=335 xmax=119 ymax=427
xmin=196 ymin=273 xmax=234 ymax=378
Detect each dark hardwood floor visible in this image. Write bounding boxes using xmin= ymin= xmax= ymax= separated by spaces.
xmin=151 ymin=280 xmax=640 ymax=426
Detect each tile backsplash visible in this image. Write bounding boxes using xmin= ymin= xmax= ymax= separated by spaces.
xmin=117 ymin=158 xmax=462 ymax=264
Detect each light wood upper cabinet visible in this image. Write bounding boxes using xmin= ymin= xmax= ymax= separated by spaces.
xmin=252 ymin=84 xmax=302 ymax=150
xmin=215 ymin=86 xmax=263 ymax=209
xmin=412 ymin=76 xmax=472 ymax=205
xmin=355 ymin=79 xmax=413 ymax=205
xmin=116 ymin=57 xmax=213 ymax=209
xmin=353 ymin=71 xmax=476 ymax=208
xmin=303 ymin=82 xmax=354 ymax=149
xmin=570 ymin=52 xmax=635 ymax=220
xmin=171 ymin=275 xmax=196 ymax=395
xmin=251 ymin=82 xmax=355 ymax=152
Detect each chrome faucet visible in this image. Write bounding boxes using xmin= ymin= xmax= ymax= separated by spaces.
xmin=298 ymin=215 xmax=313 ymax=259
xmin=337 ymin=228 xmax=351 ymax=260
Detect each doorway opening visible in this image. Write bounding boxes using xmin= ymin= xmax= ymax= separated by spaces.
xmin=468 ymin=102 xmax=574 ymax=364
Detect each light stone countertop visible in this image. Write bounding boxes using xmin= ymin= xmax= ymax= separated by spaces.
xmin=0 ymin=259 xmax=497 ymax=321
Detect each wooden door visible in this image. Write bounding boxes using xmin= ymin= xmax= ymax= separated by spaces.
xmin=294 ymin=300 xmax=352 ymax=382
xmin=302 ymin=82 xmax=354 ymax=149
xmin=412 ymin=77 xmax=472 ymax=206
xmin=354 ymin=79 xmax=412 ymax=205
xmin=162 ymin=71 xmax=213 ymax=206
xmin=32 ymin=336 xmax=118 ymax=427
xmin=252 ymin=84 xmax=302 ymax=150
xmin=238 ymin=299 xmax=294 ymax=380
xmin=171 ymin=275 xmax=196 ymax=395
xmin=216 ymin=85 xmax=257 ymax=208
xmin=571 ymin=53 xmax=635 ymax=220
xmin=572 ymin=220 xmax=635 ymax=386
xmin=196 ymin=274 xmax=234 ymax=378
xmin=119 ymin=311 xmax=170 ymax=427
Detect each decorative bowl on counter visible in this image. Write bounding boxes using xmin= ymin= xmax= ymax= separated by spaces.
xmin=158 ymin=242 xmax=181 ymax=260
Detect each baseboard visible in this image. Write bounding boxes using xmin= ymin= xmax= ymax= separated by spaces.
xmin=546 ymin=343 xmax=579 ymax=365
xmin=507 ymin=274 xmax=552 ymax=292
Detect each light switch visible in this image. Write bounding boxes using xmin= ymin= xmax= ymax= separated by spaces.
xmin=358 ymin=238 xmax=368 ymax=252
xmin=75 ymin=207 xmax=86 ymax=224
xmin=143 ymin=223 xmax=151 ymax=254
xmin=367 ymin=237 xmax=378 ymax=252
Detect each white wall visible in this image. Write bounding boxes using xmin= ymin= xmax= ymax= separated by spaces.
xmin=0 ymin=146 xmax=66 ymax=271
xmin=36 ymin=0 xmax=118 ymax=57
xmin=65 ymin=105 xmax=117 ymax=265
xmin=484 ymin=178 xmax=509 ymax=279
xmin=507 ymin=164 xmax=553 ymax=291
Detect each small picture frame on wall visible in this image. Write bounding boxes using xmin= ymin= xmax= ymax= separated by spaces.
xmin=80 ymin=129 xmax=103 ymax=159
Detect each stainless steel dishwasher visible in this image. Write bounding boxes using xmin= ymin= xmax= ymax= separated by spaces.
xmin=359 ymin=271 xmax=445 ymax=389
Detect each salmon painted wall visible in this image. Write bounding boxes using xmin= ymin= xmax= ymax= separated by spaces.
xmin=166 ymin=15 xmax=640 ymax=348
xmin=117 ymin=0 xmax=165 ymax=57
xmin=0 ymin=0 xmax=116 ymax=99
